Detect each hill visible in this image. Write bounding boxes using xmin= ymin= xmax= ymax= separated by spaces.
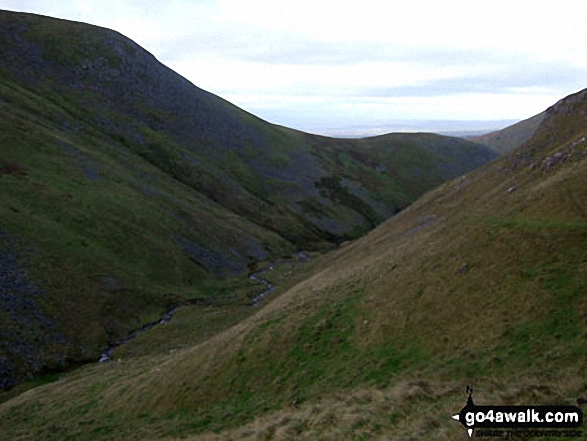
xmin=470 ymin=111 xmax=546 ymax=154
xmin=1 ymin=70 xmax=585 ymax=440
xmin=0 ymin=10 xmax=497 ymax=388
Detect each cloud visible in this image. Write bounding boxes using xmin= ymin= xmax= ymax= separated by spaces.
xmin=1 ymin=0 xmax=587 ymax=134
xmin=161 ymin=35 xmax=520 ymax=67
xmin=357 ymin=60 xmax=587 ymax=98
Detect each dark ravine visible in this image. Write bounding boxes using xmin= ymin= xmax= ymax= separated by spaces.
xmin=98 ymin=267 xmax=277 ymax=363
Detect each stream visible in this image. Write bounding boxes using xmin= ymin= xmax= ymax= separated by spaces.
xmin=98 ymin=266 xmax=275 ymax=363
xmin=248 ymin=263 xmax=276 ymax=306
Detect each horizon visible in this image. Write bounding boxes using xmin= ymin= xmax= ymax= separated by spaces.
xmin=290 ymin=118 xmax=519 ymax=138
xmin=1 ymin=1 xmax=585 ymax=136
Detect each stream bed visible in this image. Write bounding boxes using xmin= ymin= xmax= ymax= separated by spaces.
xmin=99 ymin=266 xmax=275 ymax=363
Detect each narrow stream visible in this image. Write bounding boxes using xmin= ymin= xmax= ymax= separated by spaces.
xmin=98 ymin=266 xmax=275 ymax=363
xmin=249 ymin=263 xmax=276 ymax=306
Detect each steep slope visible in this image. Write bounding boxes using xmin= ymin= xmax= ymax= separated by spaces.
xmin=1 ymin=79 xmax=584 ymax=440
xmin=0 ymin=10 xmax=497 ymax=388
xmin=0 ymin=10 xmax=496 ymax=245
xmin=470 ymin=111 xmax=546 ymax=154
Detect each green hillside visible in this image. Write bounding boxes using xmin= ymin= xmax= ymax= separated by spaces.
xmin=470 ymin=111 xmax=546 ymax=154
xmin=1 ymin=70 xmax=585 ymax=440
xmin=0 ymin=10 xmax=497 ymax=389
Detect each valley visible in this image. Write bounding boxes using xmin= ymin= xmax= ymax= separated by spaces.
xmin=0 ymin=9 xmax=498 ymax=389
xmin=0 ymin=8 xmax=586 ymax=441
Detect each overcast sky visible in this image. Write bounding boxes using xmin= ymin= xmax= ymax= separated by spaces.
xmin=2 ymin=0 xmax=587 ymax=136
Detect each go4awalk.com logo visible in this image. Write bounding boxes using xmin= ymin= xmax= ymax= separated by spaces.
xmin=451 ymin=386 xmax=584 ymax=438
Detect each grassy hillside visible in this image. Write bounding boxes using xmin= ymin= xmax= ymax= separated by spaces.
xmin=0 ymin=9 xmax=498 ymax=388
xmin=1 ymin=74 xmax=584 ymax=440
xmin=470 ymin=111 xmax=546 ymax=154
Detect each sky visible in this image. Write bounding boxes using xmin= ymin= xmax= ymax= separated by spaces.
xmin=2 ymin=0 xmax=587 ymax=136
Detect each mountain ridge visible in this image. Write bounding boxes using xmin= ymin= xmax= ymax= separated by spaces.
xmin=0 ymin=9 xmax=497 ymax=388
xmin=0 ymin=9 xmax=497 ymax=242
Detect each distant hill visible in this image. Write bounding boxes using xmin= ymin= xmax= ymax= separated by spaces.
xmin=0 ymin=9 xmax=498 ymax=388
xmin=1 ymin=58 xmax=585 ymax=440
xmin=470 ymin=111 xmax=546 ymax=154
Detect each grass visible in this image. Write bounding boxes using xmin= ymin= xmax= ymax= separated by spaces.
xmin=0 ymin=7 xmax=497 ymax=390
xmin=0 ymin=37 xmax=494 ymax=387
xmin=0 ymin=67 xmax=295 ymax=374
xmin=3 ymin=8 xmax=586 ymax=441
xmin=3 ymin=180 xmax=585 ymax=439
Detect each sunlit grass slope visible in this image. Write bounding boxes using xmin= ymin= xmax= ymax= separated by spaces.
xmin=1 ymin=83 xmax=585 ymax=440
